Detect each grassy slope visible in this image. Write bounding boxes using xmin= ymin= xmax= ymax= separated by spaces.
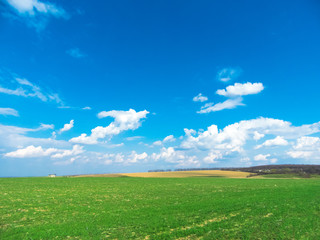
xmin=1 ymin=177 xmax=319 ymax=239
xmin=259 ymin=173 xmax=320 ymax=179
xmin=75 ymin=170 xmax=252 ymax=178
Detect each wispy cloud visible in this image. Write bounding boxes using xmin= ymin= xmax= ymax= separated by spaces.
xmin=216 ymin=67 xmax=242 ymax=82
xmin=0 ymin=123 xmax=68 ymax=151
xmin=198 ymin=98 xmax=244 ymax=113
xmin=4 ymin=0 xmax=69 ymax=30
xmin=197 ymin=81 xmax=264 ymax=113
xmin=0 ymin=71 xmax=63 ymax=105
xmin=66 ymin=48 xmax=86 ymax=58
xmin=193 ymin=93 xmax=208 ymax=102
xmin=126 ymin=136 xmax=144 ymax=141
xmin=152 ymin=135 xmax=176 ymax=146
xmin=0 ymin=107 xmax=19 ymax=117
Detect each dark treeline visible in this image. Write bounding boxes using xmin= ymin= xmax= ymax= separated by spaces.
xmin=148 ymin=165 xmax=320 ymax=177
xmin=222 ymin=164 xmax=320 ymax=175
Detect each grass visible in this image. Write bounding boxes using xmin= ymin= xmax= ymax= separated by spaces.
xmin=76 ymin=170 xmax=252 ymax=178
xmin=259 ymin=173 xmax=320 ymax=179
xmin=1 ymin=176 xmax=319 ymax=239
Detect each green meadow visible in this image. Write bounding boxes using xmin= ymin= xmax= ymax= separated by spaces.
xmin=1 ymin=177 xmax=319 ymax=239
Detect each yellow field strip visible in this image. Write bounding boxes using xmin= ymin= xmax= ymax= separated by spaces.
xmin=73 ymin=170 xmax=252 ymax=178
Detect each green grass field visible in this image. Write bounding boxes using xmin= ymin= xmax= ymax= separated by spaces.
xmin=1 ymin=177 xmax=320 ymax=239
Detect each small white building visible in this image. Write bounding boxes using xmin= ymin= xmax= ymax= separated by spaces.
xmin=48 ymin=174 xmax=56 ymax=178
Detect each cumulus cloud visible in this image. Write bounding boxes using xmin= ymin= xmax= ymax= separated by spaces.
xmin=5 ymin=144 xmax=83 ymax=159
xmin=198 ymin=97 xmax=244 ymax=113
xmin=193 ymin=93 xmax=208 ymax=102
xmin=253 ymin=131 xmax=265 ymax=140
xmin=181 ymin=117 xmax=320 ymax=159
xmin=51 ymin=145 xmax=84 ymax=158
xmin=102 ymin=153 xmax=125 ymax=164
xmin=4 ymin=145 xmax=58 ymax=158
xmin=203 ymin=151 xmax=222 ymax=163
xmin=216 ymin=67 xmax=242 ymax=82
xmin=254 ymin=154 xmax=271 ymax=161
xmin=127 ymin=151 xmax=148 ymax=164
xmin=216 ymin=82 xmax=264 ymax=97
xmin=0 ymin=107 xmax=19 ymax=117
xmin=151 ymin=147 xmax=199 ymax=167
xmin=287 ymin=136 xmax=320 ymax=160
xmin=59 ymin=120 xmax=74 ymax=134
xmin=66 ymin=48 xmax=86 ymax=58
xmin=5 ymin=0 xmax=68 ymax=30
xmin=101 ymin=151 xmax=147 ymax=165
xmin=70 ymin=109 xmax=149 ymax=144
xmin=255 ymin=136 xmax=289 ymax=149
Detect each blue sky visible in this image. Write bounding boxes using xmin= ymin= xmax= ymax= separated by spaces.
xmin=1 ymin=0 xmax=320 ymax=177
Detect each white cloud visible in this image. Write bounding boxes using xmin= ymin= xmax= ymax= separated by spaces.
xmin=59 ymin=120 xmax=74 ymax=134
xmin=203 ymin=151 xmax=222 ymax=163
xmin=181 ymin=117 xmax=320 ymax=155
xmin=152 ymin=135 xmax=176 ymax=146
xmin=270 ymin=158 xmax=278 ymax=163
xmin=70 ymin=109 xmax=149 ymax=144
xmin=127 ymin=151 xmax=148 ymax=164
xmin=150 ymin=147 xmax=199 ymax=167
xmin=126 ymin=136 xmax=144 ymax=141
xmin=38 ymin=123 xmax=54 ymax=130
xmin=198 ymin=97 xmax=244 ymax=113
xmin=254 ymin=154 xmax=270 ymax=161
xmin=255 ymin=136 xmax=288 ymax=149
xmin=0 ymin=86 xmax=25 ymax=97
xmin=253 ymin=131 xmax=265 ymax=140
xmin=216 ymin=82 xmax=264 ymax=97
xmin=287 ymin=136 xmax=320 ymax=160
xmin=193 ymin=93 xmax=208 ymax=102
xmin=0 ymin=75 xmax=62 ymax=105
xmin=163 ymin=135 xmax=176 ymax=143
xmin=51 ymin=145 xmax=84 ymax=158
xmin=53 ymin=156 xmax=80 ymax=166
xmin=4 ymin=145 xmax=58 ymax=158
xmin=216 ymin=67 xmax=242 ymax=82
xmin=240 ymin=157 xmax=251 ymax=163
xmin=153 ymin=140 xmax=162 ymax=146
xmin=0 ymin=123 xmax=68 ymax=151
xmin=66 ymin=48 xmax=86 ymax=58
xmin=4 ymin=144 xmax=84 ymax=159
xmin=6 ymin=0 xmax=66 ymax=16
xmin=101 ymin=151 xmax=147 ymax=165
xmin=82 ymin=106 xmax=91 ymax=110
xmin=0 ymin=107 xmax=19 ymax=117
xmin=5 ymin=0 xmax=68 ymax=30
